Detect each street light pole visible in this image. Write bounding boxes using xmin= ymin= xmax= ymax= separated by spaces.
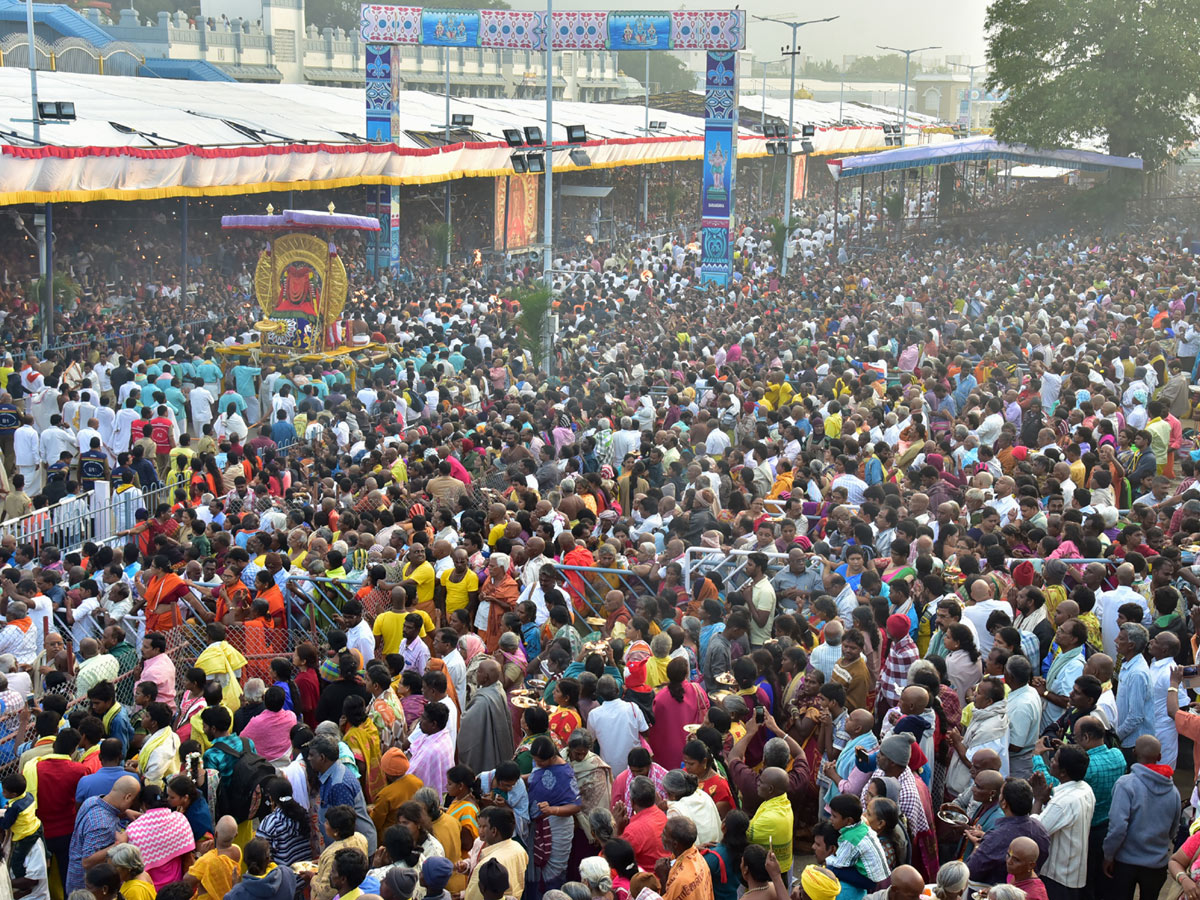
xmin=443 ymin=46 xmax=452 ymax=269
xmin=948 ymin=61 xmax=986 ymax=133
xmin=754 ymin=15 xmax=839 ymax=280
xmin=541 ymin=0 xmax=554 ymax=374
xmin=877 ymin=43 xmax=939 ymax=146
xmin=642 ymin=51 xmax=649 ymax=225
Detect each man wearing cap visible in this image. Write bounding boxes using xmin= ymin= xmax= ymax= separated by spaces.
xmin=860 ymin=733 xmax=936 ymax=879
xmin=464 ymin=806 xmax=527 ymax=900
xmin=876 ymin=615 xmax=919 ymax=721
xmin=371 ymin=747 xmax=422 ymax=835
xmin=420 ymin=856 xmax=454 ymax=900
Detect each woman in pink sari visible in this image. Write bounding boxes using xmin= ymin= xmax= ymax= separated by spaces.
xmin=125 ymin=784 xmax=196 ymax=888
xmin=645 ymin=657 xmax=709 ymax=770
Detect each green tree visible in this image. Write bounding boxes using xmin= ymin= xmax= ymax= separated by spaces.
xmin=766 ymin=216 xmax=798 ymax=262
xmin=511 ymin=283 xmax=553 ymax=372
xmin=985 ymin=0 xmax=1200 ymax=170
xmin=847 ymin=54 xmax=909 ymax=82
xmin=617 ymin=51 xmax=696 ymax=93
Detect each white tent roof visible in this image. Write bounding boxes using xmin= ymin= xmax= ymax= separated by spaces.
xmin=0 ymin=69 xmax=954 ymax=204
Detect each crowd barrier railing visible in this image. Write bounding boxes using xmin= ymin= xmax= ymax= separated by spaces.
xmin=0 ymin=481 xmax=176 ymax=556
xmin=554 ymin=563 xmax=658 ymax=619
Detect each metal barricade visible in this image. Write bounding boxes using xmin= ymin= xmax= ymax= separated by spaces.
xmin=0 ymin=481 xmax=175 ymax=556
xmin=555 ymin=564 xmax=660 ymax=619
xmin=284 ymin=572 xmax=365 ymax=638
xmin=682 ymin=546 xmax=792 ymax=593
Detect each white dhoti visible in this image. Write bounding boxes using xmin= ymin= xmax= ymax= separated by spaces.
xmin=246 ymin=397 xmax=261 ymax=424
xmin=17 ymin=463 xmax=42 ymax=498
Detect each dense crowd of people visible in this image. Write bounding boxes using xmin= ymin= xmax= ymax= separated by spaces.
xmin=0 ymin=179 xmax=1199 ymax=900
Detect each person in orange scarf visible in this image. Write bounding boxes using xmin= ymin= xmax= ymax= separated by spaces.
xmin=556 ymin=533 xmax=595 ymax=614
xmin=478 ymin=553 xmax=519 ymax=653
xmin=254 ymin=570 xmax=287 ymax=629
xmin=137 ymin=554 xmax=190 ymax=631
xmin=242 ymin=595 xmax=283 ymax=682
xmin=661 ymin=817 xmax=713 ymax=900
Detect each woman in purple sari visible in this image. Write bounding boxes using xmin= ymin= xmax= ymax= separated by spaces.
xmin=526 ymin=735 xmax=582 ymax=894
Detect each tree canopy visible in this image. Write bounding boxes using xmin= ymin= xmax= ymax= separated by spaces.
xmin=985 ymin=0 xmax=1200 ymax=170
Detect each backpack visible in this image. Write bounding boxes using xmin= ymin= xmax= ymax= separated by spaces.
xmin=215 ymin=743 xmax=277 ymax=822
xmin=406 ymin=389 xmax=425 ymax=414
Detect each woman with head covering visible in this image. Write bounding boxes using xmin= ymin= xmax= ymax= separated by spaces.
xmin=661 ymin=769 xmax=722 ymax=846
xmin=458 ymin=633 xmax=488 ymax=703
xmin=124 ymin=784 xmax=197 ymax=889
xmin=566 ymin=730 xmax=613 ymax=848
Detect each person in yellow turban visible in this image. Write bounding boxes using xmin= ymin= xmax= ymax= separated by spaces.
xmin=800 ymin=865 xmax=841 ymax=900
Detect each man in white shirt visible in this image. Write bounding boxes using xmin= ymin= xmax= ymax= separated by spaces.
xmin=39 ymin=415 xmax=78 ymax=468
xmin=110 ymin=401 xmax=140 ymax=455
xmin=1094 ymin=564 xmax=1150 ymax=659
xmin=13 ymin=418 xmax=42 ymax=496
xmin=586 ymin=674 xmax=648 ymax=774
xmin=433 ymin=628 xmax=467 ymax=701
xmin=1004 ymin=655 xmax=1043 ymax=780
xmin=961 ymin=577 xmax=1013 ymax=656
xmin=187 ymin=382 xmax=215 ymax=436
xmin=975 ymin=398 xmax=1006 ymax=448
xmin=1031 ymin=745 xmax=1095 ymax=897
xmin=343 ymin=600 xmax=376 ymax=664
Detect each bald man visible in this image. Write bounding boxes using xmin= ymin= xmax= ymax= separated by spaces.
xmin=956 ymin=770 xmax=1007 ymax=861
xmin=458 ymin=658 xmax=514 ymax=775
xmin=183 ymin=814 xmax=242 ymax=898
xmin=748 ymin=767 xmax=794 ymax=875
xmin=1103 ymin=734 xmax=1180 ymax=900
xmin=66 ymin=774 xmax=142 ymax=893
xmin=1148 ymin=631 xmax=1184 ymax=766
xmin=866 ymin=864 xmax=925 ymax=900
xmin=1095 ymin=563 xmax=1150 ymax=658
xmin=1006 ymin=836 xmax=1048 ymax=900
xmin=74 ymin=637 xmax=119 ymax=696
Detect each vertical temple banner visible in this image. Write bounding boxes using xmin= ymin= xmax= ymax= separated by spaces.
xmin=494 ymin=174 xmax=540 ymax=251
xmin=701 ymin=49 xmax=737 ymax=286
xmin=793 ymin=153 xmax=807 ymax=200
xmin=361 ymin=7 xmax=745 ymax=275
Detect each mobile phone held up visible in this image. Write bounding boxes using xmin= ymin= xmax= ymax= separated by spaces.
xmin=755 ymin=705 xmax=766 ymax=724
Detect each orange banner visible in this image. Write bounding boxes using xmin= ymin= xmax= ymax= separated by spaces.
xmin=792 ymin=153 xmax=807 ymax=200
xmin=494 ymin=173 xmax=540 ymax=251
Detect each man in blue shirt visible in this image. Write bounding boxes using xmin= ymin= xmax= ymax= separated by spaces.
xmin=88 ymin=681 xmax=134 ymax=756
xmin=271 ymin=409 xmax=297 ymax=449
xmin=75 ymin=739 xmax=132 ymax=803
xmin=1114 ymin=622 xmax=1153 ymax=762
xmin=308 ymin=733 xmax=378 ymax=854
xmin=230 ymin=364 xmax=261 ymax=420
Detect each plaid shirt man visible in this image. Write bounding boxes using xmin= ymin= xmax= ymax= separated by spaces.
xmin=878 ymin=632 xmax=920 ymax=708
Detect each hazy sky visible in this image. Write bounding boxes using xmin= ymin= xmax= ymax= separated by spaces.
xmin=549 ymin=0 xmax=990 ymax=66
